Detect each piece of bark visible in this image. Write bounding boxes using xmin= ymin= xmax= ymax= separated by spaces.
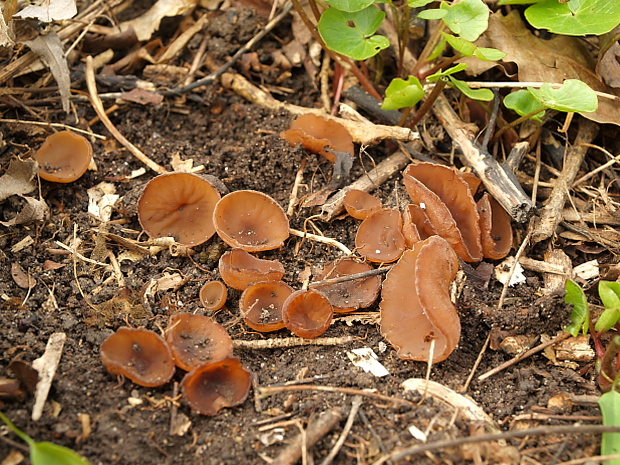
xmin=542 ymin=249 xmax=572 ymax=293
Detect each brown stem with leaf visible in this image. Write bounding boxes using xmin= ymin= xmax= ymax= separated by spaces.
xmin=406 ymin=78 xmax=447 ymax=129
xmin=492 ymin=105 xmax=546 ymax=143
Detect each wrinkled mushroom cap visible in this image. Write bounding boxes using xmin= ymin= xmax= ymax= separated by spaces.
xmin=343 ymin=189 xmax=382 ymax=220
xmin=282 ymin=289 xmax=333 ymax=338
xmin=138 ymin=172 xmax=221 ymax=246
xmin=166 ymin=313 xmax=233 ymax=372
xmin=219 ymin=248 xmax=285 ymax=291
xmin=181 ymin=356 xmax=252 ymax=416
xmin=355 ymin=208 xmax=406 ymax=263
xmin=240 ymin=281 xmax=293 ymax=332
xmin=477 ymin=193 xmax=513 ymax=260
xmin=213 ymin=190 xmax=289 ymax=252
xmin=199 ymin=281 xmax=228 ymax=310
xmin=35 ymin=131 xmax=93 ymax=183
xmin=100 ymin=327 xmax=175 ymax=387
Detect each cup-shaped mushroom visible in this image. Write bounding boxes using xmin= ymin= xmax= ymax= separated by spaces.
xmin=313 ymin=258 xmax=381 ymax=313
xmin=138 ymin=172 xmax=221 ymax=246
xmin=35 ymin=131 xmax=93 ymax=183
xmin=343 ymin=190 xmax=382 ymax=220
xmin=100 ymin=327 xmax=175 ymax=387
xmin=219 ymin=248 xmax=285 ymax=291
xmin=240 ymin=281 xmax=293 ymax=332
xmin=282 ymin=289 xmax=333 ymax=338
xmin=181 ymin=356 xmax=252 ymax=416
xmin=166 ymin=313 xmax=233 ymax=372
xmin=213 ymin=190 xmax=289 ymax=252
xmin=280 ymin=114 xmax=354 ymax=162
xmin=379 ymin=236 xmax=460 ymax=363
xmin=199 ymin=281 xmax=228 ymax=310
xmin=355 ymin=208 xmax=406 ymax=263
xmin=477 ymin=193 xmax=513 ymax=260
xmin=402 ymin=204 xmax=437 ymax=248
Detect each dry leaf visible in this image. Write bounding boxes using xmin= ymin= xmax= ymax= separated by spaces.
xmin=11 ymin=262 xmax=36 ymax=289
xmin=15 ymin=0 xmax=77 ymax=22
xmin=0 ymin=11 xmax=13 ymax=47
xmin=1 ymin=195 xmax=50 ymax=227
xmin=0 ymin=157 xmax=38 ymax=202
xmin=597 ymin=26 xmax=620 ymax=88
xmin=119 ymin=0 xmax=199 ymax=41
xmin=43 ymin=260 xmax=65 ymax=271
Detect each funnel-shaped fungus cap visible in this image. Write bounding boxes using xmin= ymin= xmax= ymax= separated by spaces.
xmin=219 ymin=248 xmax=285 ymax=291
xmin=166 ymin=313 xmax=233 ymax=372
xmin=199 ymin=281 xmax=228 ymax=310
xmin=314 ymin=258 xmax=381 ymax=313
xmin=280 ymin=114 xmax=354 ymax=162
xmin=477 ymin=193 xmax=513 ymax=260
xmin=100 ymin=327 xmax=175 ymax=387
xmin=379 ymin=236 xmax=460 ymax=363
xmin=355 ymin=209 xmax=406 ymax=263
xmin=403 ymin=163 xmax=482 ymax=262
xmin=240 ymin=281 xmax=293 ymax=332
xmin=213 ymin=190 xmax=289 ymax=252
xmin=35 ymin=131 xmax=93 ymax=183
xmin=181 ymin=356 xmax=251 ymax=416
xmin=282 ymin=289 xmax=333 ymax=338
xmin=343 ymin=189 xmax=382 ymax=220
xmin=138 ymin=172 xmax=221 ymax=246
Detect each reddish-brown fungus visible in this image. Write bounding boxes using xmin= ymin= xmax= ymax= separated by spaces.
xmin=355 ymin=208 xmax=406 ymax=263
xmin=100 ymin=327 xmax=175 ymax=387
xmin=402 ymin=203 xmax=437 ymax=248
xmin=240 ymin=281 xmax=293 ymax=332
xmin=477 ymin=193 xmax=513 ymax=260
xmin=213 ymin=190 xmax=289 ymax=252
xmin=138 ymin=172 xmax=221 ymax=246
xmin=282 ymin=289 xmax=333 ymax=338
xmin=181 ymin=356 xmax=251 ymax=416
xmin=166 ymin=313 xmax=233 ymax=372
xmin=35 ymin=131 xmax=93 ymax=183
xmin=199 ymin=281 xmax=228 ymax=310
xmin=314 ymin=258 xmax=381 ymax=313
xmin=219 ymin=248 xmax=285 ymax=291
xmin=379 ymin=236 xmax=460 ymax=363
xmin=343 ymin=189 xmax=382 ymax=220
xmin=280 ymin=114 xmax=354 ymax=162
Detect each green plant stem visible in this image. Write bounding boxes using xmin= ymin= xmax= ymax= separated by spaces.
xmin=0 ymin=411 xmax=35 ymax=447
xmin=410 ymin=21 xmax=447 ymax=77
xmin=406 ymin=78 xmax=447 ymax=129
xmin=395 ymin=2 xmax=410 ymax=78
xmin=492 ymin=105 xmax=546 ymax=143
xmin=398 ymin=105 xmax=413 ymax=126
xmin=420 ymin=53 xmax=463 ymax=80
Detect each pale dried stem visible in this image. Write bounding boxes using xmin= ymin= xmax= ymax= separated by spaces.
xmin=289 ymin=228 xmax=352 ymax=255
xmin=0 ymin=119 xmax=105 ymax=139
xmin=233 ymin=335 xmax=356 ymax=349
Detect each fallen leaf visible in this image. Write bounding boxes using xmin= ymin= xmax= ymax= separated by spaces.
xmin=0 ymin=195 xmax=50 ymax=227
xmin=43 ymin=260 xmax=65 ymax=271
xmin=597 ymin=26 xmax=620 ymax=88
xmin=0 ymin=157 xmax=38 ymax=202
xmin=119 ymin=0 xmax=199 ymax=41
xmin=15 ymin=0 xmax=77 ymax=22
xmin=11 ymin=262 xmax=36 ymax=289
xmin=121 ymin=88 xmax=164 ymax=105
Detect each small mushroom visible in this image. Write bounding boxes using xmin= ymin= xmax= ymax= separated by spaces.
xmin=165 ymin=313 xmax=233 ymax=372
xmin=199 ymin=281 xmax=228 ymax=311
xmin=477 ymin=193 xmax=513 ymax=260
xmin=343 ymin=189 xmax=382 ymax=220
xmin=355 ymin=208 xmax=406 ymax=263
xmin=282 ymin=289 xmax=333 ymax=339
xmin=379 ymin=236 xmax=460 ymax=363
xmin=181 ymin=356 xmax=252 ymax=416
xmin=213 ymin=190 xmax=289 ymax=252
xmin=100 ymin=327 xmax=175 ymax=387
xmin=138 ymin=172 xmax=221 ymax=246
xmin=219 ymin=248 xmax=285 ymax=291
xmin=35 ymin=131 xmax=93 ymax=183
xmin=240 ymin=281 xmax=293 ymax=332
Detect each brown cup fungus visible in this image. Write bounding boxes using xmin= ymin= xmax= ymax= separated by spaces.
xmin=100 ymin=327 xmax=175 ymax=387
xmin=343 ymin=189 xmax=382 ymax=220
xmin=282 ymin=289 xmax=333 ymax=338
xmin=213 ymin=190 xmax=289 ymax=252
xmin=314 ymin=258 xmax=381 ymax=313
xmin=181 ymin=356 xmax=252 ymax=416
xmin=199 ymin=281 xmax=228 ymax=310
xmin=219 ymin=248 xmax=285 ymax=291
xmin=379 ymin=236 xmax=460 ymax=363
xmin=477 ymin=193 xmax=513 ymax=260
xmin=165 ymin=313 xmax=233 ymax=372
xmin=355 ymin=208 xmax=406 ymax=263
xmin=35 ymin=131 xmax=93 ymax=183
xmin=240 ymin=281 xmax=293 ymax=332
xmin=138 ymin=172 xmax=221 ymax=246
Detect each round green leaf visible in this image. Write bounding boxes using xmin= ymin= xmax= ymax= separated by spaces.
xmin=498 ymin=0 xmax=543 ymax=4
xmin=31 ymin=442 xmax=92 ymax=465
xmin=525 ymin=0 xmax=620 ymax=36
xmin=408 ymin=0 xmax=435 ymax=7
xmin=440 ymin=0 xmax=489 ymax=42
xmin=448 ymin=77 xmax=494 ymax=101
xmin=473 ymin=47 xmax=506 ymax=61
xmin=325 ymin=0 xmax=374 ymax=13
xmin=426 ymin=63 xmax=468 ymax=82
xmin=382 ymin=76 xmax=424 ymax=110
xmin=528 ymin=79 xmax=598 ymax=113
xmin=441 ymin=32 xmax=476 ymax=57
xmin=503 ymin=89 xmax=546 ymax=122
xmin=417 ymin=9 xmax=447 ymax=20
xmin=318 ymin=7 xmax=390 ymax=61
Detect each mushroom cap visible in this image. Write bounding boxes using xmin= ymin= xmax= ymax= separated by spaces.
xmin=165 ymin=313 xmax=233 ymax=372
xmin=138 ymin=172 xmax=221 ymax=246
xmin=199 ymin=281 xmax=228 ymax=310
xmin=477 ymin=193 xmax=513 ymax=260
xmin=402 ymin=203 xmax=437 ymax=248
xmin=355 ymin=208 xmax=406 ymax=263
xmin=213 ymin=190 xmax=289 ymax=252
xmin=343 ymin=189 xmax=382 ymax=220
xmin=240 ymin=281 xmax=293 ymax=332
xmin=379 ymin=236 xmax=460 ymax=363
xmin=100 ymin=327 xmax=175 ymax=387
xmin=282 ymin=289 xmax=333 ymax=339
xmin=35 ymin=131 xmax=93 ymax=183
xmin=218 ymin=248 xmax=285 ymax=291
xmin=313 ymin=258 xmax=381 ymax=313
xmin=181 ymin=356 xmax=252 ymax=416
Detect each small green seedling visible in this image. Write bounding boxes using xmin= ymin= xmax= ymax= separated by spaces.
xmin=0 ymin=411 xmax=92 ymax=465
xmin=596 ymin=281 xmax=620 ymax=333
xmin=417 ymin=0 xmax=489 ymax=42
xmin=564 ymin=278 xmax=590 ymax=337
xmin=426 ymin=63 xmax=494 ymax=101
xmin=598 ymin=366 xmax=620 ymax=464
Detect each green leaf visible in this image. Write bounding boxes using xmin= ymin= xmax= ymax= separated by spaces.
xmin=498 ymin=0 xmax=543 ymax=4
xmin=441 ymin=32 xmax=476 ymax=56
xmin=528 ymin=80 xmax=598 ymax=113
xmin=596 ymin=307 xmax=620 ymax=333
xmin=563 ymin=279 xmax=590 ymax=337
xmin=525 ymin=0 xmax=620 ymax=36
xmin=598 ymin=388 xmax=620 ymax=464
xmin=324 ymin=0 xmax=374 ymax=13
xmin=31 ymin=442 xmax=92 ymax=465
xmin=318 ymin=7 xmax=390 ymax=61
xmin=448 ymin=77 xmax=494 ymax=101
xmin=426 ymin=63 xmax=468 ymax=81
xmin=382 ymin=76 xmax=424 ymax=110
xmin=473 ymin=47 xmax=506 ymax=61
xmin=440 ymin=0 xmax=489 ymax=42
xmin=426 ymin=36 xmax=447 ymax=61
xmin=417 ymin=9 xmax=447 ymax=20
xmin=408 ymin=0 xmax=435 ymax=7
xmin=595 ymin=281 xmax=620 ymax=333
xmin=503 ymin=89 xmax=546 ymax=122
